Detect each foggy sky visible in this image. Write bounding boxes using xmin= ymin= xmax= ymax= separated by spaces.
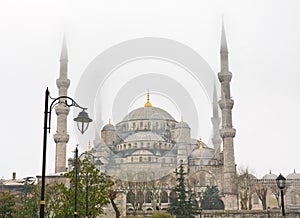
xmin=0 ymin=0 xmax=299 ymax=179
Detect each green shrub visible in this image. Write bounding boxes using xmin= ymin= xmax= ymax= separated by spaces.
xmin=149 ymin=211 xmax=174 ymax=218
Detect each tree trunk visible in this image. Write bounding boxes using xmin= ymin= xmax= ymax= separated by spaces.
xmin=110 ymin=198 xmax=120 ymax=218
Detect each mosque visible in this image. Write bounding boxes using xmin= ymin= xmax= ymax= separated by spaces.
xmin=51 ymin=24 xmax=300 ymax=215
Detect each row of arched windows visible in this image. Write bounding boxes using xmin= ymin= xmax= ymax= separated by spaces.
xmin=116 ymin=142 xmax=172 ymax=151
xmin=126 ymin=190 xmax=177 ymax=204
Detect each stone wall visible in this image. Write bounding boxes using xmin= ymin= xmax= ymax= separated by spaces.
xmin=200 ymin=210 xmax=300 ymax=218
xmin=123 ymin=210 xmax=300 ymax=218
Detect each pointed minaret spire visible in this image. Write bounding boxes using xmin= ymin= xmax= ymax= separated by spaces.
xmin=212 ymin=83 xmax=219 ymax=117
xmin=54 ymin=35 xmax=71 ymax=173
xmin=220 ymin=20 xmax=228 ymax=53
xmin=220 ymin=21 xmax=229 ymax=74
xmin=60 ymin=34 xmax=68 ymax=61
xmin=88 ymin=139 xmax=91 ymax=151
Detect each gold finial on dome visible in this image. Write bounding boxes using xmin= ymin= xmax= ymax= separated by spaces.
xmin=144 ymin=90 xmax=152 ymax=107
xmin=108 ymin=118 xmax=112 ymax=125
xmin=199 ymin=137 xmax=203 ymax=151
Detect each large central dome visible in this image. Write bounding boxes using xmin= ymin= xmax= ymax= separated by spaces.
xmin=122 ymin=106 xmax=175 ymax=121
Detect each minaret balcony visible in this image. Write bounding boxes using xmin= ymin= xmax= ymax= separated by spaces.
xmin=54 ymin=133 xmax=70 ymax=143
xmin=218 ymin=99 xmax=234 ymax=109
xmin=220 ymin=128 xmax=236 ymax=138
xmin=56 ymin=79 xmax=70 ymax=88
xmin=218 ymin=71 xmax=232 ymax=82
xmin=55 ymin=105 xmax=70 ymax=115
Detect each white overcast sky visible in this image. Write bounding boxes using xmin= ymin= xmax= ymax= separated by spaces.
xmin=0 ymin=0 xmax=299 ymax=179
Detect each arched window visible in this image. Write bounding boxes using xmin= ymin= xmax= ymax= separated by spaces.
xmin=131 ymin=157 xmax=134 ymax=162
xmin=253 ymin=193 xmax=259 ymax=205
xmin=161 ymin=191 xmax=168 ymax=203
xmin=139 ymin=156 xmax=143 ymax=162
xmin=148 ymin=157 xmax=151 ymax=162
xmin=291 ymin=191 xmax=297 ymax=204
xmin=169 ymin=190 xmax=177 ymax=203
xmin=127 ymin=191 xmax=135 ymax=204
xmin=200 ymin=173 xmax=206 ymax=186
xmin=137 ymin=191 xmax=144 ymax=204
xmin=145 ymin=191 xmax=152 ymax=203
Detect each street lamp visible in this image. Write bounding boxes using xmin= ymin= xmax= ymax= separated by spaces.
xmin=40 ymin=88 xmax=92 ymax=218
xmin=276 ymin=174 xmax=286 ymax=218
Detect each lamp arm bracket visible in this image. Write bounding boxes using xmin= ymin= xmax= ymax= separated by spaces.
xmin=49 ymin=95 xmax=87 ymax=112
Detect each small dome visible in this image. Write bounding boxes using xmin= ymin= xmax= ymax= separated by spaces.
xmin=262 ymin=172 xmax=277 ymax=180
xmin=287 ymin=171 xmax=300 ymax=180
xmin=102 ymin=123 xmax=116 ymax=131
xmin=175 ymin=121 xmax=190 ymax=129
xmin=125 ymin=132 xmax=164 ymax=142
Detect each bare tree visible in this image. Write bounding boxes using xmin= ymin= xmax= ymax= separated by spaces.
xmin=269 ymin=181 xmax=288 ymax=209
xmin=253 ymin=180 xmax=268 ymax=210
xmin=237 ymin=167 xmax=255 ymax=210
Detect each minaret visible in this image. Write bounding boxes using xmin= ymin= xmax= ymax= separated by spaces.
xmin=211 ymin=84 xmax=222 ymax=159
xmin=54 ymin=36 xmax=70 ymax=173
xmin=218 ymin=23 xmax=238 ymax=209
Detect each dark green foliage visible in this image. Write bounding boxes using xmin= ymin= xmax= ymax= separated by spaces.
xmin=201 ymin=186 xmax=224 ymax=210
xmin=59 ymin=156 xmax=113 ymax=217
xmin=149 ymin=211 xmax=174 ymax=218
xmin=0 ymin=191 xmax=16 ymax=217
xmin=167 ymin=163 xmax=195 ymax=218
xmin=17 ymin=153 xmax=113 ymax=217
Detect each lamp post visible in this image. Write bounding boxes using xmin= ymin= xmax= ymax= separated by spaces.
xmin=74 ymin=146 xmax=79 ymax=218
xmin=40 ymin=88 xmax=92 ymax=218
xmin=267 ymin=206 xmax=271 ymax=218
xmin=276 ymin=174 xmax=286 ymax=218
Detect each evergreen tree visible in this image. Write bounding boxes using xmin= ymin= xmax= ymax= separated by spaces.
xmin=167 ymin=163 xmax=195 ymax=218
xmin=201 ymin=186 xmax=224 ymax=210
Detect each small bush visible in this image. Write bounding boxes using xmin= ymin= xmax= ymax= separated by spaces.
xmin=149 ymin=211 xmax=174 ymax=218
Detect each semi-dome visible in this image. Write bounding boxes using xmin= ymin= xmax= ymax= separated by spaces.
xmin=175 ymin=121 xmax=190 ymax=129
xmin=190 ymin=147 xmax=214 ymax=159
xmin=132 ymin=150 xmax=154 ymax=156
xmin=122 ymin=106 xmax=175 ymax=121
xmin=125 ymin=132 xmax=164 ymax=142
xmin=287 ymin=171 xmax=300 ymax=180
